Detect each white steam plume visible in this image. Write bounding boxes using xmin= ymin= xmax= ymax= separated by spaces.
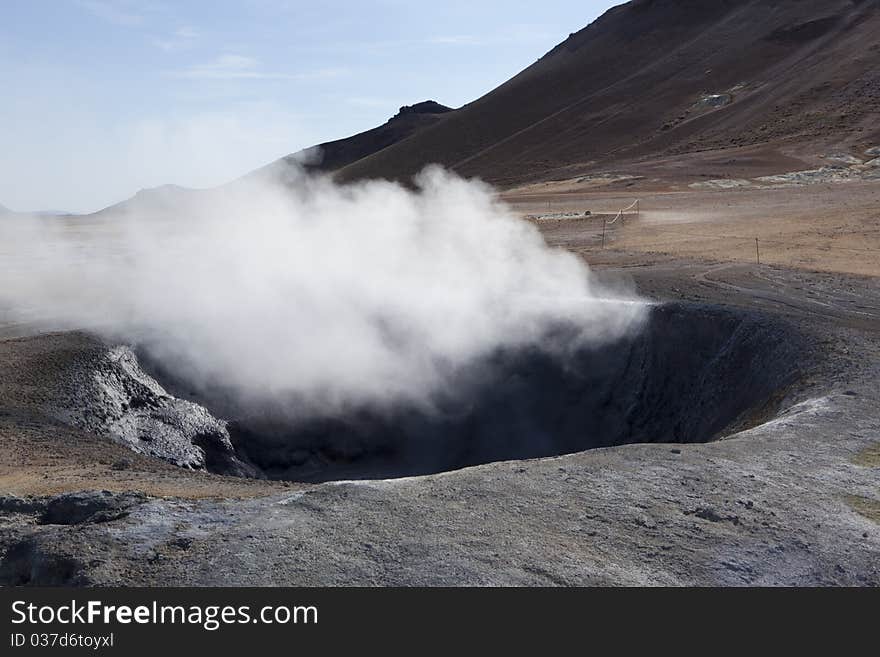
xmin=0 ymin=165 xmax=645 ymax=415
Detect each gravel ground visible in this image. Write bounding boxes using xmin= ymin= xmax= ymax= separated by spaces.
xmin=1 ymin=257 xmax=878 ymax=586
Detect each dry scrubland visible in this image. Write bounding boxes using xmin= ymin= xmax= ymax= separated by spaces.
xmin=506 ymin=179 xmax=880 ymax=277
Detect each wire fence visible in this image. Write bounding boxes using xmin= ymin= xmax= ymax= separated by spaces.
xmin=600 ymin=199 xmax=640 ymax=248
xmin=599 ymin=229 xmax=880 ymax=258
xmin=606 ymin=199 xmax=640 ymax=225
xmin=537 ymin=201 xmax=879 ymax=264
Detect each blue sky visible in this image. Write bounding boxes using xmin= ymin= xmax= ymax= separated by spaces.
xmin=1 ymin=0 xmax=617 ymax=212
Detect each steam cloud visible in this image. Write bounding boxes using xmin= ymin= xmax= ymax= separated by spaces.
xmin=0 ymin=165 xmax=645 ymax=417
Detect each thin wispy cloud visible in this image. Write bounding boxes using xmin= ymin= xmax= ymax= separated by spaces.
xmin=153 ymin=26 xmax=199 ymax=52
xmin=169 ymin=54 xmax=346 ymax=81
xmin=345 ymin=96 xmax=397 ymax=108
xmin=76 ymin=0 xmax=144 ymax=26
xmin=291 ymin=26 xmax=557 ymax=55
xmin=427 ymin=27 xmax=555 ymax=47
xmin=427 ymin=35 xmax=482 ymax=45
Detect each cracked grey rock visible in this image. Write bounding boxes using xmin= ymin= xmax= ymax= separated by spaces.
xmin=44 ymin=343 xmax=257 ymax=476
xmin=40 ymin=490 xmax=146 ymax=525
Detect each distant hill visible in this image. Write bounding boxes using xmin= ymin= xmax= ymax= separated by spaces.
xmin=95 ymin=99 xmax=448 ymax=213
xmin=88 ymin=0 xmax=880 ymax=214
xmin=330 ymin=0 xmax=880 ymax=187
xmin=0 ymin=203 xmax=75 ymax=218
xmin=90 ymin=184 xmax=200 ymax=217
xmin=264 ymin=100 xmax=454 ymax=177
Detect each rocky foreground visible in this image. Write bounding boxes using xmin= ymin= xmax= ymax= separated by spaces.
xmin=1 ymin=260 xmax=878 ymax=585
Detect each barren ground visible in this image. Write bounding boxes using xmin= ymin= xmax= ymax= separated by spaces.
xmin=504 ymin=177 xmax=880 ymax=277
xmin=1 ymin=175 xmax=879 ymax=585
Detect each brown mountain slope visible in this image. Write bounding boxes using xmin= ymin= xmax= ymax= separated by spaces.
xmin=336 ymin=0 xmax=880 ymax=188
xmin=278 ymin=100 xmax=453 ymax=174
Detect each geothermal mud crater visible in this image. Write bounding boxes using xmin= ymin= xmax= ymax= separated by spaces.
xmin=140 ymin=303 xmax=808 ymax=483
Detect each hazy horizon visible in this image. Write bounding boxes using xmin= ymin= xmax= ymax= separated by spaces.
xmin=1 ymin=0 xmax=617 ymax=214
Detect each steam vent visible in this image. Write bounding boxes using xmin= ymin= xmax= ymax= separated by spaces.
xmin=87 ymin=303 xmax=808 ymax=483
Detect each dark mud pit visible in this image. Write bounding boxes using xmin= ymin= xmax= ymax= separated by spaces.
xmin=143 ymin=303 xmax=811 ymax=483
